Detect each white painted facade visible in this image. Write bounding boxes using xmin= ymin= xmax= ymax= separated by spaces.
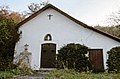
xmin=14 ymin=6 xmax=120 ymax=70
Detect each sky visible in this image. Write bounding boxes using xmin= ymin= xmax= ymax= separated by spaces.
xmin=0 ymin=0 xmax=120 ymax=26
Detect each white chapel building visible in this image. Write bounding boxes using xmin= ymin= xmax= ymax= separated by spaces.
xmin=14 ymin=4 xmax=120 ymax=70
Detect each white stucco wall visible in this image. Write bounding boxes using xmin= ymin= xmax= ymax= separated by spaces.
xmin=15 ymin=8 xmax=120 ymax=70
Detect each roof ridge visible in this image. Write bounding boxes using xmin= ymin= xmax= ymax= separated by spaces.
xmin=16 ymin=4 xmax=120 ymax=42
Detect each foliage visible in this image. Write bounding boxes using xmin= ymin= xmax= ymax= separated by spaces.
xmin=0 ymin=14 xmax=20 ymax=60
xmin=57 ymin=43 xmax=90 ymax=72
xmin=107 ymin=11 xmax=120 ymax=26
xmin=26 ymin=1 xmax=49 ymax=15
xmin=0 ymin=59 xmax=17 ymax=71
xmin=96 ymin=10 xmax=120 ymax=38
xmin=0 ymin=6 xmax=24 ymax=70
xmin=0 ymin=6 xmax=25 ymax=23
xmin=0 ymin=68 xmax=22 ymax=79
xmin=94 ymin=26 xmax=120 ymax=38
xmin=17 ymin=53 xmax=34 ymax=75
xmin=47 ymin=69 xmax=120 ymax=79
xmin=0 ymin=71 xmax=14 ymax=79
xmin=18 ymin=65 xmax=34 ymax=75
xmin=0 ymin=58 xmax=34 ymax=78
xmin=0 ymin=68 xmax=31 ymax=79
xmin=107 ymin=46 xmax=120 ymax=73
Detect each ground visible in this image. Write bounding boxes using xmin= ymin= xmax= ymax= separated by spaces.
xmin=15 ymin=69 xmax=120 ymax=79
xmin=1 ymin=69 xmax=120 ymax=79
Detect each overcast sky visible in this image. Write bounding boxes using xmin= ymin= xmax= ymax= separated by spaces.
xmin=0 ymin=0 xmax=120 ymax=26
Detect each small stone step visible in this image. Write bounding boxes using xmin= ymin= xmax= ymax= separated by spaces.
xmin=39 ymin=68 xmax=56 ymax=71
xmin=34 ymin=68 xmax=55 ymax=75
xmin=14 ymin=68 xmax=55 ymax=79
xmin=36 ymin=68 xmax=55 ymax=73
xmin=36 ymin=72 xmax=50 ymax=75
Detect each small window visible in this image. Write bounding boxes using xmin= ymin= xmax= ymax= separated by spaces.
xmin=44 ymin=34 xmax=52 ymax=41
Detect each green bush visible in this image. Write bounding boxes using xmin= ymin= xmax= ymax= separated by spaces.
xmin=0 ymin=13 xmax=20 ymax=71
xmin=0 ymin=58 xmax=17 ymax=71
xmin=57 ymin=43 xmax=90 ymax=72
xmin=107 ymin=46 xmax=120 ymax=73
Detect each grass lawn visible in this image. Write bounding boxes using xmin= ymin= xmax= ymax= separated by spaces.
xmin=0 ymin=68 xmax=34 ymax=79
xmin=47 ymin=69 xmax=120 ymax=79
xmin=0 ymin=69 xmax=22 ymax=79
xmin=0 ymin=71 xmax=14 ymax=79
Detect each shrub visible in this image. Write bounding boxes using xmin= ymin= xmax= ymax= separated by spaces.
xmin=0 ymin=58 xmax=17 ymax=71
xmin=107 ymin=46 xmax=120 ymax=73
xmin=0 ymin=68 xmax=22 ymax=79
xmin=0 ymin=13 xmax=20 ymax=71
xmin=57 ymin=43 xmax=90 ymax=72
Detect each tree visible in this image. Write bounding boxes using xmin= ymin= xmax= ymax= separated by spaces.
xmin=57 ymin=43 xmax=90 ymax=72
xmin=0 ymin=6 xmax=25 ymax=23
xmin=94 ymin=10 xmax=120 ymax=38
xmin=0 ymin=6 xmax=23 ymax=70
xmin=0 ymin=15 xmax=19 ymax=59
xmin=107 ymin=11 xmax=120 ymax=27
xmin=0 ymin=6 xmax=24 ymax=60
xmin=94 ymin=25 xmax=120 ymax=38
xmin=26 ymin=1 xmax=49 ymax=15
xmin=107 ymin=46 xmax=120 ymax=73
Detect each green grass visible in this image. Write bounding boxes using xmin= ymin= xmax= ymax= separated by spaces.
xmin=0 ymin=68 xmax=26 ymax=79
xmin=0 ymin=69 xmax=22 ymax=79
xmin=47 ymin=69 xmax=120 ymax=79
xmin=0 ymin=67 xmax=34 ymax=79
xmin=0 ymin=71 xmax=14 ymax=79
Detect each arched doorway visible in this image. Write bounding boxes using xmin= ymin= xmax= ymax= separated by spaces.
xmin=41 ymin=43 xmax=56 ymax=68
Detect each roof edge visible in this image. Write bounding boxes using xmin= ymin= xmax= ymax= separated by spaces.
xmin=16 ymin=4 xmax=120 ymax=42
xmin=16 ymin=4 xmax=53 ymax=28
